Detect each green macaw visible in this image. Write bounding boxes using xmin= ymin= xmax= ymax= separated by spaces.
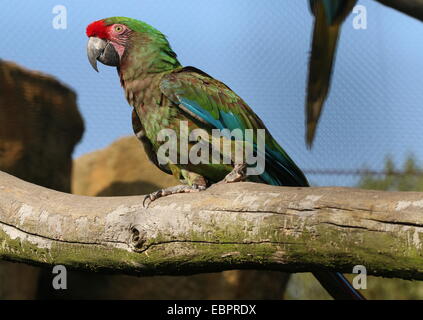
xmin=86 ymin=16 xmax=364 ymax=300
xmin=306 ymin=0 xmax=357 ymax=147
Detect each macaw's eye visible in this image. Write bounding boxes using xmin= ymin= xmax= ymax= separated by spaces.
xmin=114 ymin=25 xmax=124 ymax=33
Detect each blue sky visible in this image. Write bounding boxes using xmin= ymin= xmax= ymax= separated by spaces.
xmin=2 ymin=0 xmax=423 ymax=186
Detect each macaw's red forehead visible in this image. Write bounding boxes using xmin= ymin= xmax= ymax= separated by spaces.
xmin=86 ymin=20 xmax=110 ymax=38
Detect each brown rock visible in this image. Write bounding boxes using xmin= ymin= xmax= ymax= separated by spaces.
xmin=72 ymin=136 xmax=176 ymax=196
xmin=0 ymin=60 xmax=84 ymax=192
xmin=0 ymin=60 xmax=84 ymax=299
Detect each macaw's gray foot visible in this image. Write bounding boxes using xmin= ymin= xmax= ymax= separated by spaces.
xmin=219 ymin=163 xmax=248 ymax=184
xmin=143 ymin=184 xmax=207 ymax=208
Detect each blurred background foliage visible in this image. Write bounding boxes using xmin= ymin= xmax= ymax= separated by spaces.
xmin=358 ymin=155 xmax=423 ymax=192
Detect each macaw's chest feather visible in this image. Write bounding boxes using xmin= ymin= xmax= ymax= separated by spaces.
xmin=123 ymin=72 xmax=194 ymax=149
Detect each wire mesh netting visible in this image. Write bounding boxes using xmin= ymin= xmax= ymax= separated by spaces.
xmin=1 ymin=0 xmax=423 ymax=187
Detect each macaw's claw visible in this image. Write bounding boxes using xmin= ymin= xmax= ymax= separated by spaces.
xmin=143 ymin=184 xmax=207 ymax=208
xmin=218 ymin=163 xmax=248 ymax=184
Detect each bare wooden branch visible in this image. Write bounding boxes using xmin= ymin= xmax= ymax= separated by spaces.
xmin=375 ymin=0 xmax=423 ymax=22
xmin=0 ymin=170 xmax=422 ymax=279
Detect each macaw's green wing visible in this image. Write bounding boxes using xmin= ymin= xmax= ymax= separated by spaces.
xmin=160 ymin=67 xmax=309 ymax=187
xmin=306 ymin=0 xmax=357 ymax=147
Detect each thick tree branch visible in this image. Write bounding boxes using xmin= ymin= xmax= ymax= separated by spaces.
xmin=0 ymin=170 xmax=422 ymax=279
xmin=375 ymin=0 xmax=423 ymax=22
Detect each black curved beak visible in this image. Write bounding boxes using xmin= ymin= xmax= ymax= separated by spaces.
xmin=87 ymin=37 xmax=119 ymax=72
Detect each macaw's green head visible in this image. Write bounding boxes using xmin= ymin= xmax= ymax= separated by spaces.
xmin=86 ymin=17 xmax=178 ymax=72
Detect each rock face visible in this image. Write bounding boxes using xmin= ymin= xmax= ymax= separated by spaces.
xmin=72 ymin=136 xmax=176 ymax=196
xmin=0 ymin=60 xmax=84 ymax=192
xmin=0 ymin=60 xmax=84 ymax=299
xmin=69 ymin=135 xmax=288 ymax=299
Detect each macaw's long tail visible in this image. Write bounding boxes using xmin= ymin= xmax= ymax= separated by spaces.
xmin=305 ymin=0 xmax=358 ymax=147
xmin=306 ymin=6 xmax=341 ymax=148
xmin=313 ymin=271 xmax=365 ymax=300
